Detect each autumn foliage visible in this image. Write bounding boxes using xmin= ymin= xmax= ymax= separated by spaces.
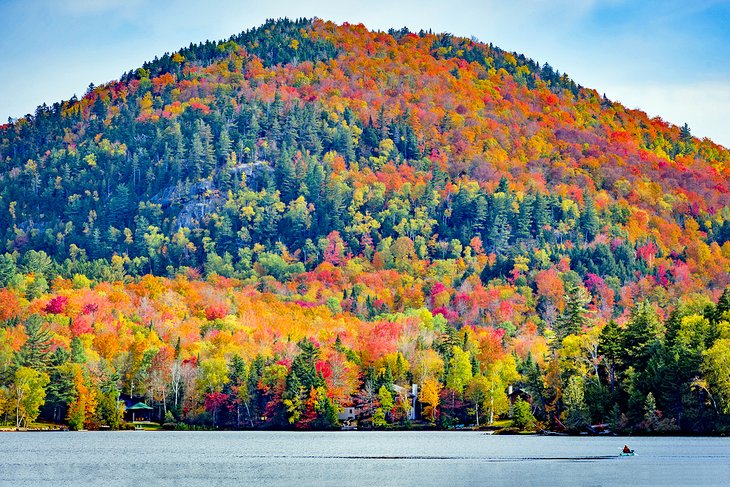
xmin=0 ymin=18 xmax=729 ymax=433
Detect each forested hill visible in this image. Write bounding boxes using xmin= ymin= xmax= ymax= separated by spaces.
xmin=1 ymin=17 xmax=728 ymax=281
xmin=1 ymin=18 xmax=729 ymax=434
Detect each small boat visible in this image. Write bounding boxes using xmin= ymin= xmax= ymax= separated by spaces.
xmin=619 ymin=451 xmax=636 ymax=457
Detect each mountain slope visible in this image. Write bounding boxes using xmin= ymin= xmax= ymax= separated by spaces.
xmin=1 ymin=18 xmax=730 ymax=433
xmin=1 ymin=19 xmax=728 ymax=274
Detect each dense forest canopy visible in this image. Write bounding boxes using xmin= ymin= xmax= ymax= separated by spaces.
xmin=0 ymin=18 xmax=729 ymax=433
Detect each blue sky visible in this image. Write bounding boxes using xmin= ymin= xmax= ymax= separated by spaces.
xmin=1 ymin=0 xmax=729 ymax=146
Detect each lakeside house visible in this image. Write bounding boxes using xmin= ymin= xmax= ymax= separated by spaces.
xmin=125 ymin=402 xmax=154 ymax=422
xmin=338 ymin=383 xmax=420 ymax=426
xmin=338 ymin=407 xmax=357 ymax=423
xmin=507 ymin=385 xmax=532 ymax=406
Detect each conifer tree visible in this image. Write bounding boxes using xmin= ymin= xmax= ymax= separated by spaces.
xmin=16 ymin=315 xmax=54 ymax=371
xmin=554 ymin=283 xmax=591 ymax=343
xmin=622 ymin=301 xmax=664 ymax=371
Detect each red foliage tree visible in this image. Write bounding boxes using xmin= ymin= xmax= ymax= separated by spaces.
xmin=45 ymin=295 xmax=69 ymax=315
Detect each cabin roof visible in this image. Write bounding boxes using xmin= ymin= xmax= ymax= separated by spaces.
xmin=127 ymin=402 xmax=154 ymax=410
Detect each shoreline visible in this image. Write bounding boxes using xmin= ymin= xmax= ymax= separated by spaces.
xmin=1 ymin=426 xmax=726 ymax=437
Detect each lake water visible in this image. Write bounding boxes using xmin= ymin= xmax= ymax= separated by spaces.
xmin=1 ymin=431 xmax=728 ymax=486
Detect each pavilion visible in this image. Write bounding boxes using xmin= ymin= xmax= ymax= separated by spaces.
xmin=126 ymin=402 xmax=154 ymax=423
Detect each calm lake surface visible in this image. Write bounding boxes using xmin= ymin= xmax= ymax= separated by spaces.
xmin=1 ymin=431 xmax=728 ymax=486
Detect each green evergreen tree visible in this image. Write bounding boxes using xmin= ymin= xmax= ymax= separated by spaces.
xmin=579 ymin=195 xmax=599 ymax=241
xmin=532 ymin=192 xmax=550 ymax=241
xmin=512 ymin=398 xmax=536 ymax=430
xmin=554 ymin=283 xmax=590 ymax=343
xmin=515 ymin=195 xmax=533 ymax=242
xmin=598 ymin=321 xmax=622 ymax=391
xmin=15 ymin=315 xmax=54 ymax=371
xmin=622 ymin=301 xmax=664 ymax=371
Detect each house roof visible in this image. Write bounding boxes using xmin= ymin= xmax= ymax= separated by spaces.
xmin=127 ymin=402 xmax=154 ymax=410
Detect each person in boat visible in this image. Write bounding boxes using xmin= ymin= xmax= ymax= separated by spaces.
xmin=623 ymin=445 xmax=632 ymax=454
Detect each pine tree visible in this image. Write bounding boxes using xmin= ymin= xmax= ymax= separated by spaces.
xmin=16 ymin=315 xmax=54 ymax=371
xmin=217 ymin=126 xmax=232 ymax=163
xmin=715 ymin=288 xmax=730 ymax=323
xmin=622 ymin=301 xmax=664 ymax=371
xmin=515 ymin=195 xmax=533 ymax=242
xmin=190 ymin=132 xmax=205 ymax=179
xmin=512 ymin=398 xmax=536 ymax=430
xmin=680 ymin=123 xmax=692 ymax=142
xmin=275 ymin=148 xmax=297 ymax=203
xmin=229 ymin=354 xmax=247 ymax=386
xmin=0 ymin=253 xmax=17 ymax=288
xmin=579 ymin=195 xmax=599 ymax=241
xmin=488 ymin=195 xmax=512 ymax=255
xmin=598 ymin=321 xmax=622 ymax=391
xmin=532 ymin=192 xmax=550 ymax=241
xmin=554 ymin=283 xmax=591 ymax=344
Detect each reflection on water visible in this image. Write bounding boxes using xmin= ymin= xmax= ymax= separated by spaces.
xmin=1 ymin=431 xmax=728 ymax=486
